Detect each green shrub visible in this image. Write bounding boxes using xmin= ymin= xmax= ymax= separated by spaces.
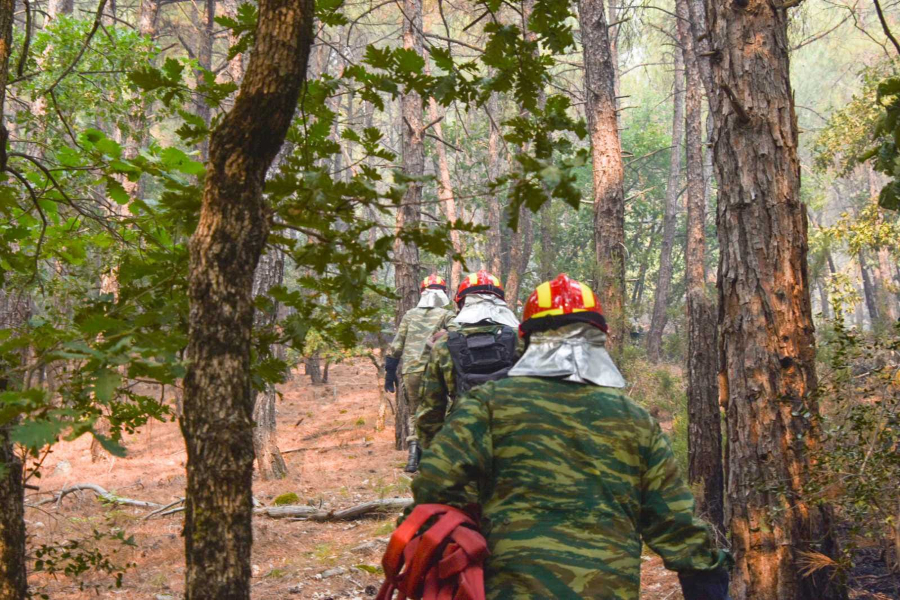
xmin=273 ymin=492 xmax=300 ymax=506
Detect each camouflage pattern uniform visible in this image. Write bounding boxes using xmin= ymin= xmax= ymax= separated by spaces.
xmin=416 ymin=325 xmax=524 ymax=448
xmin=411 ymin=376 xmax=731 ymax=599
xmin=389 ymin=306 xmax=455 ymax=441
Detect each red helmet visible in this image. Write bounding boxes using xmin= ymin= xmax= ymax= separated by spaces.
xmin=455 ymin=270 xmax=504 ymax=305
xmin=420 ymin=274 xmax=447 ymax=292
xmin=520 ymin=274 xmax=607 ymax=338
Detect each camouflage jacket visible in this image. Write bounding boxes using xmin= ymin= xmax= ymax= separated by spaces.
xmin=417 ymin=324 xmax=524 ymax=448
xmin=389 ymin=306 xmax=456 ymax=375
xmin=411 ymin=377 xmax=731 ymax=600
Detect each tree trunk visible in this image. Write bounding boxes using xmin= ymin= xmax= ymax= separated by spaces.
xmin=0 ymin=0 xmax=27 ymax=594
xmin=579 ymin=0 xmax=626 ymax=353
xmin=139 ymin=0 xmax=160 ymax=38
xmin=817 ymin=278 xmax=831 ymax=321
xmin=679 ymin=0 xmax=724 ymax=538
xmin=48 ymin=0 xmax=73 ymax=19
xmin=859 ymin=249 xmax=879 ymax=328
xmin=393 ymin=0 xmax=424 ymax=449
xmin=428 ymin=97 xmax=463 ymax=293
xmin=486 ymin=94 xmax=503 ymax=276
xmin=705 ymin=0 xmax=845 ymax=598
xmin=194 ymin=0 xmax=215 ymax=161
xmin=539 ymin=204 xmax=554 ymax=281
xmin=646 ymin=42 xmax=685 ymax=363
xmin=876 ymin=246 xmax=899 ymax=323
xmin=504 ymin=206 xmax=533 ymax=309
xmin=180 ymin=0 xmax=314 ymax=596
xmin=252 ymin=250 xmax=287 ymax=481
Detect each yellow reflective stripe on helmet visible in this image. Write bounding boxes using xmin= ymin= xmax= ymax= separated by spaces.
xmin=490 ymin=275 xmax=500 ymax=286
xmin=579 ymin=283 xmax=595 ymax=309
xmin=530 ymin=307 xmax=564 ymax=319
xmin=536 ymin=281 xmax=552 ymax=308
xmin=469 ymin=273 xmax=478 ymax=285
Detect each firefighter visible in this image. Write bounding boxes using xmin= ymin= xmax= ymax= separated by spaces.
xmin=416 ymin=270 xmax=521 ymax=448
xmin=385 ymin=274 xmax=456 ymax=473
xmin=403 ymin=274 xmax=732 ymax=599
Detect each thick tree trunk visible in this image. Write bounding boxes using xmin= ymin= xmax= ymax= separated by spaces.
xmin=393 ymin=0 xmax=424 ymax=449
xmin=0 ymin=299 xmax=27 ymax=600
xmin=579 ymin=0 xmax=626 ymax=353
xmin=428 ymin=97 xmax=463 ymax=293
xmin=679 ymin=0 xmax=724 ymax=538
xmin=252 ymin=250 xmax=287 ymax=481
xmin=139 ymin=0 xmax=160 ymax=37
xmin=705 ymin=1 xmax=845 ymax=598
xmin=180 ymin=0 xmax=314 ymax=597
xmin=486 ymin=94 xmax=503 ymax=276
xmin=646 ymin=43 xmax=685 ymax=363
xmin=0 ymin=0 xmax=27 ymax=595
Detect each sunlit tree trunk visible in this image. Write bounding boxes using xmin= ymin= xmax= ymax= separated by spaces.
xmin=679 ymin=0 xmax=723 ymax=538
xmin=393 ymin=0 xmax=424 ymax=448
xmin=646 ymin=41 xmax=685 ymax=363
xmin=428 ymin=97 xmax=463 ymax=292
xmin=504 ymin=207 xmax=533 ymax=307
xmin=705 ymin=0 xmax=845 ymax=597
xmin=486 ymin=94 xmax=503 ymax=276
xmin=180 ymin=0 xmax=314 ymax=596
xmin=579 ymin=0 xmax=626 ymax=352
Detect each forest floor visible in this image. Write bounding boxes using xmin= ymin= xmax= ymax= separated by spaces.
xmin=23 ymin=359 xmax=899 ymax=599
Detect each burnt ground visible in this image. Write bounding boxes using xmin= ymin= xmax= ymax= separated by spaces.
xmin=22 ymin=358 xmax=897 ymax=599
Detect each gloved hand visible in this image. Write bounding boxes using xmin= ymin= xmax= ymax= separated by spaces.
xmin=385 ymin=356 xmax=400 ymax=393
xmin=678 ymin=567 xmax=730 ymax=600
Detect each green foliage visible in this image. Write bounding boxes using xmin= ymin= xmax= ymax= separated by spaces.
xmin=31 ymin=529 xmax=137 ymax=598
xmin=273 ymin=492 xmax=301 ymax=506
xmin=807 ymin=319 xmax=900 ymax=569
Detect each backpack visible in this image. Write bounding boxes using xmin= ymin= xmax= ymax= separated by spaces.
xmin=446 ymin=325 xmax=518 ymax=396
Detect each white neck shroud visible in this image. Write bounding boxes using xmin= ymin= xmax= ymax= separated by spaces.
xmin=509 ymin=323 xmax=626 ymax=388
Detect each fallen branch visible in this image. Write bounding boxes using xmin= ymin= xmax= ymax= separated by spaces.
xmin=282 ymin=440 xmax=372 ymax=455
xmin=254 ymin=497 xmax=412 ymax=521
xmin=143 ymin=498 xmax=184 ymax=519
xmin=31 ymin=483 xmax=162 ymax=509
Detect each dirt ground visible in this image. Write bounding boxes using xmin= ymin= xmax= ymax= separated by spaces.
xmin=22 ymin=359 xmax=896 ymax=599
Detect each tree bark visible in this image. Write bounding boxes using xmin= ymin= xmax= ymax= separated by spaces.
xmin=194 ymin=0 xmax=215 ymax=161
xmin=139 ymin=0 xmax=161 ymax=38
xmin=252 ymin=250 xmax=288 ymax=481
xmin=504 ymin=206 xmax=533 ymax=309
xmin=579 ymin=0 xmax=626 ymax=353
xmin=705 ymin=0 xmax=845 ymax=598
xmin=428 ymin=97 xmax=463 ymax=293
xmin=393 ymin=0 xmax=424 ymax=448
xmin=859 ymin=249 xmax=879 ymax=328
xmin=646 ymin=41 xmax=685 ymax=363
xmin=486 ymin=94 xmax=503 ymax=276
xmin=0 ymin=0 xmax=27 ymax=594
xmin=180 ymin=0 xmax=314 ymax=596
xmin=679 ymin=0 xmax=724 ymax=538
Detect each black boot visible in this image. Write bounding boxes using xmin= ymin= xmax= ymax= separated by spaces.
xmin=404 ymin=441 xmax=422 ymax=473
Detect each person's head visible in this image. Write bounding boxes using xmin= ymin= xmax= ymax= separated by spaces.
xmin=455 ymin=270 xmax=505 ymax=308
xmin=420 ymin=274 xmax=448 ymax=294
xmin=519 ymin=274 xmax=607 ymax=341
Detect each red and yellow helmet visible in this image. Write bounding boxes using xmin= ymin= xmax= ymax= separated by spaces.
xmin=420 ymin=274 xmax=448 ymax=292
xmin=520 ymin=274 xmax=607 ymax=337
xmin=455 ymin=270 xmax=504 ymax=305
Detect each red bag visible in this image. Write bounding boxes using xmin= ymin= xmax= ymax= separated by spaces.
xmin=376 ymin=504 xmax=488 ymax=600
